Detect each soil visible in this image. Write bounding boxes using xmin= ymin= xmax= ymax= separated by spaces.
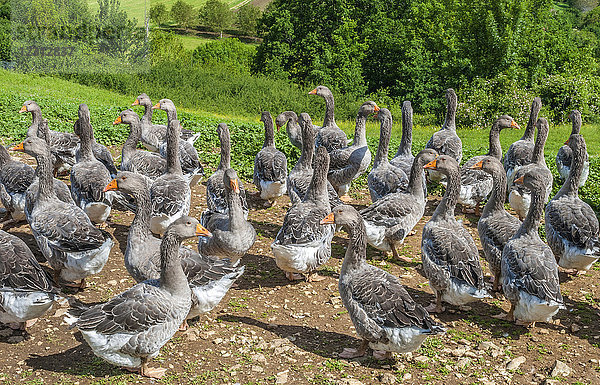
xmin=1 ymin=155 xmax=600 ymax=385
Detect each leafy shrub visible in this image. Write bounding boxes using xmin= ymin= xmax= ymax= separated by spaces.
xmin=191 ymin=38 xmax=256 ymax=74
xmin=535 ymin=75 xmax=600 ymax=123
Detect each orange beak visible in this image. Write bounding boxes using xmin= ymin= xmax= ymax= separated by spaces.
xmin=103 ymin=179 xmax=118 ymax=192
xmin=511 ymin=120 xmax=520 ymax=129
xmin=132 ymin=99 xmax=140 ymax=106
xmin=113 ymin=116 xmax=122 ymax=125
xmin=152 ymin=102 xmax=161 ymax=110
xmin=514 ymin=175 xmax=524 ymax=185
xmin=320 ymin=212 xmax=335 ymax=225
xmin=308 ymin=88 xmax=317 ymax=95
xmin=423 ymin=159 xmax=438 ymax=170
xmin=565 ymin=138 xmax=570 ymax=145
xmin=230 ymin=178 xmax=240 ymax=193
xmin=276 ymin=123 xmax=281 ymax=132
xmin=374 ymin=105 xmax=380 ymax=112
xmin=9 ymin=142 xmax=24 ymax=151
xmin=470 ymin=160 xmax=484 ymax=170
xmin=19 ymin=105 xmax=27 ymax=113
xmin=196 ymin=223 xmax=211 ymax=237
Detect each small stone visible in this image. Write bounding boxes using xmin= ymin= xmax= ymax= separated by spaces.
xmin=451 ymin=348 xmax=466 ymax=357
xmin=478 ymin=341 xmax=500 ymax=351
xmin=457 ymin=338 xmax=471 ymax=346
xmin=402 ymin=373 xmax=412 ymax=381
xmin=276 ymin=370 xmax=289 ymax=384
xmin=590 ymin=358 xmax=599 ymax=365
xmin=251 ymin=365 xmax=264 ymax=373
xmin=7 ymin=336 xmax=24 ymax=343
xmin=538 ymin=328 xmax=549 ymax=335
xmin=571 ymin=324 xmax=581 ymax=333
xmin=414 ymin=355 xmax=429 ymax=363
xmin=106 ymin=280 xmax=117 ymax=286
xmin=456 ymin=358 xmax=470 ymax=369
xmin=213 ymin=338 xmax=223 ymax=345
xmin=544 ymin=380 xmax=559 ymax=385
xmin=379 ymin=372 xmax=396 ymax=384
xmin=337 ymin=379 xmax=364 ymax=385
xmin=551 ymin=360 xmax=571 ymax=377
xmin=506 ymin=356 xmax=526 ymax=371
xmin=251 ymin=353 xmax=267 ymax=364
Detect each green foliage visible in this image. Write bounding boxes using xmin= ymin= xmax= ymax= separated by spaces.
xmin=149 ymin=2 xmax=168 ymax=25
xmin=235 ymin=4 xmax=261 ymax=36
xmin=199 ymin=0 xmax=234 ymax=37
xmin=191 ymin=38 xmax=255 ymax=73
xmin=170 ymin=0 xmax=196 ymax=30
xmin=150 ymin=30 xmax=188 ymax=64
xmin=536 ymin=74 xmax=600 ymax=123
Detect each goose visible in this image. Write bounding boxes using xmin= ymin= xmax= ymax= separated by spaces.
xmin=509 ymin=118 xmax=553 ymax=220
xmin=199 ymin=168 xmax=256 ymax=264
xmin=456 ymin=115 xmax=519 ymax=214
xmin=320 ymin=205 xmax=445 ymax=359
xmin=390 ymin=101 xmax=415 ymax=178
xmin=132 ymin=93 xmax=200 ymax=152
xmin=471 ymin=157 xmax=521 ymax=292
xmin=253 ymin=111 xmax=288 ymax=203
xmin=503 ymin=97 xmax=542 ymax=187
xmin=65 ymin=217 xmax=208 ymax=379
xmin=149 ymin=118 xmax=191 ymax=236
xmin=287 ymin=113 xmax=342 ymax=209
xmin=275 ymin=111 xmax=303 ymax=150
xmin=272 ymin=145 xmax=335 ymax=281
xmin=70 ymin=104 xmax=113 ymax=224
xmin=327 ymin=101 xmax=377 ymax=196
xmin=73 ymin=107 xmax=118 ymax=178
xmin=421 ymin=155 xmax=489 ymax=313
xmin=367 ymin=107 xmax=408 ymax=202
xmin=309 ymin=86 xmax=349 ymax=153
xmin=20 ymin=100 xmax=79 ymax=175
xmin=203 ymin=123 xmax=248 ymax=226
xmin=0 ymin=143 xmax=34 ymax=227
xmin=113 ymin=109 xmax=167 ymax=180
xmin=11 ymin=136 xmax=113 ymax=289
xmin=425 ymin=89 xmax=462 ymax=182
xmin=556 ymin=110 xmax=589 ymax=187
xmin=104 ymin=172 xmax=244 ymax=326
xmin=152 ymin=99 xmax=204 ymax=187
xmin=361 ymin=149 xmax=438 ymax=263
xmin=0 ymin=230 xmax=60 ymax=331
xmin=501 ymin=168 xmax=564 ymax=325
xmin=545 ymin=134 xmax=599 ymax=273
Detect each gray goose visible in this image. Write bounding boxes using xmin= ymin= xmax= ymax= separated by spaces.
xmin=0 ymin=230 xmax=60 ymax=331
xmin=202 ymin=123 xmax=248 ymax=226
xmin=424 ymin=88 xmax=462 ymax=182
xmin=114 ymin=109 xmax=166 ymax=179
xmin=149 ymin=118 xmax=191 ymax=236
xmin=20 ymin=100 xmax=79 ymax=175
xmin=309 ymin=86 xmax=349 ymax=153
xmin=421 ymin=155 xmax=489 ymax=313
xmin=0 ymin=143 xmax=34 ymax=227
xmin=546 ymin=134 xmax=599 ymax=273
xmin=73 ymin=107 xmax=118 ymax=178
xmin=199 ymin=169 xmax=256 ymax=263
xmin=327 ymin=101 xmax=377 ymax=196
xmin=272 ymin=145 xmax=335 ymax=282
xmin=367 ymin=107 xmax=408 ymax=202
xmin=456 ymin=115 xmax=519 ymax=214
xmin=501 ymin=167 xmax=564 ymax=325
xmin=253 ymin=111 xmax=288 ymax=203
xmin=320 ymin=205 xmax=445 ymax=360
xmin=153 ymin=99 xmax=204 ymax=187
xmin=361 ymin=149 xmax=438 ymax=263
xmin=287 ymin=113 xmax=342 ymax=208
xmin=503 ymin=97 xmax=542 ymax=187
xmin=471 ymin=157 xmax=521 ymax=292
xmin=70 ymin=104 xmax=113 ymax=224
xmin=65 ymin=217 xmax=207 ymax=379
xmin=105 ymin=172 xmax=244 ymax=326
xmin=132 ymin=93 xmax=199 ymax=152
xmin=11 ymin=136 xmax=113 ymax=290
xmin=275 ymin=111 xmax=303 ymax=150
xmin=556 ymin=110 xmax=589 ymax=187
xmin=390 ymin=101 xmax=415 ymax=178
xmin=509 ymin=118 xmax=553 ymax=220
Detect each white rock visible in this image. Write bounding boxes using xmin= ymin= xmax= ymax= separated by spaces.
xmin=551 ymin=360 xmax=571 ymax=377
xmin=402 ymin=373 xmax=412 ymax=381
xmin=451 ymin=348 xmax=467 ymax=357
xmin=506 ymin=356 xmax=526 ymax=371
xmin=456 ymin=357 xmax=470 ymax=369
xmin=276 ymin=370 xmax=289 ymax=384
xmin=337 ymin=379 xmax=363 ymax=385
xmin=379 ymin=372 xmax=396 ymax=384
xmin=251 ymin=365 xmax=264 ymax=373
xmin=414 ymin=355 xmax=429 ymax=363
xmin=571 ymin=324 xmax=581 ymax=333
xmin=478 ymin=341 xmax=500 ymax=351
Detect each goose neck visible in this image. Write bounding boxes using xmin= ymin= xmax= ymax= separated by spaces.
xmin=353 ymin=113 xmax=368 ymax=147
xmin=263 ymin=119 xmax=275 ymax=148
xmin=304 ymin=157 xmax=329 ymax=205
xmin=0 ymin=145 xmax=10 ymax=166
xmin=123 ymin=120 xmax=142 ymax=158
xmin=78 ymin=122 xmax=95 ymax=161
xmin=397 ymin=111 xmax=413 ymax=157
xmin=557 ymin=143 xmax=585 ymax=198
xmin=129 ymin=186 xmax=153 ymax=241
xmin=481 ymin=167 xmax=507 ymax=217
xmin=27 ymin=109 xmax=43 ymax=138
xmin=142 ymin=104 xmax=153 ymax=125
xmin=487 ymin=123 xmax=502 ymax=160
xmin=340 ymin=218 xmax=367 ymax=272
xmin=532 ymin=127 xmax=548 ymax=164
xmin=407 ymin=156 xmax=426 ymax=198
xmin=227 ymin=190 xmax=245 ymax=230
xmin=166 ymin=124 xmax=182 ymax=175
xmin=218 ymin=135 xmax=231 ymax=170
xmin=443 ymin=96 xmax=457 ymax=131
xmin=35 ymin=149 xmax=57 ymax=203
xmin=432 ymin=168 xmax=459 ymax=220
xmin=517 ymin=187 xmax=544 ymax=237
xmin=159 ymin=233 xmax=190 ymax=296
xmin=323 ymin=93 xmax=336 ymax=128
xmin=373 ymin=119 xmax=391 ymax=167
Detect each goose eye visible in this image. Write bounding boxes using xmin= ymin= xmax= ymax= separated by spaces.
xmin=186 ymin=221 xmax=191 ymax=225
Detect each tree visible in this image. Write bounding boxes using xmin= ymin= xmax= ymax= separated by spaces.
xmin=171 ymin=0 xmax=196 ymax=31
xmin=150 ymin=3 xmax=167 ymax=26
xmin=200 ymin=0 xmax=233 ymax=38
xmin=236 ymin=4 xmax=261 ymax=36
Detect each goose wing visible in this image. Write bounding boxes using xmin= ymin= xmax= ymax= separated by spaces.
xmin=546 ymin=197 xmax=600 ymax=250
xmin=275 ymin=203 xmax=331 ymax=245
xmin=254 ymin=147 xmax=287 ymax=184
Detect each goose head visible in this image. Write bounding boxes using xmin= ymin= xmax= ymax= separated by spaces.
xmin=104 ymin=171 xmax=149 ymax=194
xmin=514 ymin=166 xmax=551 ymax=191
xmin=423 ymin=155 xmax=458 ymax=175
xmin=320 ymin=204 xmax=360 ymax=228
xmin=19 ymin=100 xmax=40 ymax=114
xmin=152 ymin=98 xmax=176 ymax=113
xmin=132 ymin=93 xmax=152 ymax=107
xmin=10 ymin=135 xmax=48 ymax=158
xmin=167 ymin=215 xmax=211 ymax=240
xmin=114 ymin=109 xmax=139 ymax=125
xmin=308 ymin=85 xmax=332 ymax=97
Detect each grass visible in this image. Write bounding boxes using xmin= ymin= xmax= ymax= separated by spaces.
xmin=179 ymin=34 xmax=214 ymax=50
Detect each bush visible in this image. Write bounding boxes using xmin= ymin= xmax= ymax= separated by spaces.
xmin=534 ymin=74 xmax=600 ymax=123
xmin=191 ymin=38 xmax=255 ymax=74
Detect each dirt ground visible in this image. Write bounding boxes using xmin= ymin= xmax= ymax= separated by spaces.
xmin=1 ymin=155 xmax=600 ymax=385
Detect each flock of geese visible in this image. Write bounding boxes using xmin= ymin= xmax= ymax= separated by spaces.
xmin=0 ymin=85 xmax=598 ymax=378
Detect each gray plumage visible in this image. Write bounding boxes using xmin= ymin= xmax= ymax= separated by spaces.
xmin=276 ymin=111 xmax=303 ymax=150
xmin=502 ymin=167 xmax=564 ymax=323
xmin=329 ymin=205 xmax=444 ymax=355
xmin=73 ymin=110 xmax=118 ymax=178
xmin=474 ymin=157 xmax=521 ymax=292
xmin=253 ymin=111 xmax=288 ymax=202
xmin=546 ymin=134 xmax=599 ymax=272
xmin=0 ymin=144 xmax=34 ymax=222
xmin=556 ymin=110 xmax=589 ymax=187
xmin=367 ymin=107 xmax=408 ymax=202
xmin=503 ymin=97 xmax=541 ymax=187
xmin=309 ymin=86 xmax=348 ymax=153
